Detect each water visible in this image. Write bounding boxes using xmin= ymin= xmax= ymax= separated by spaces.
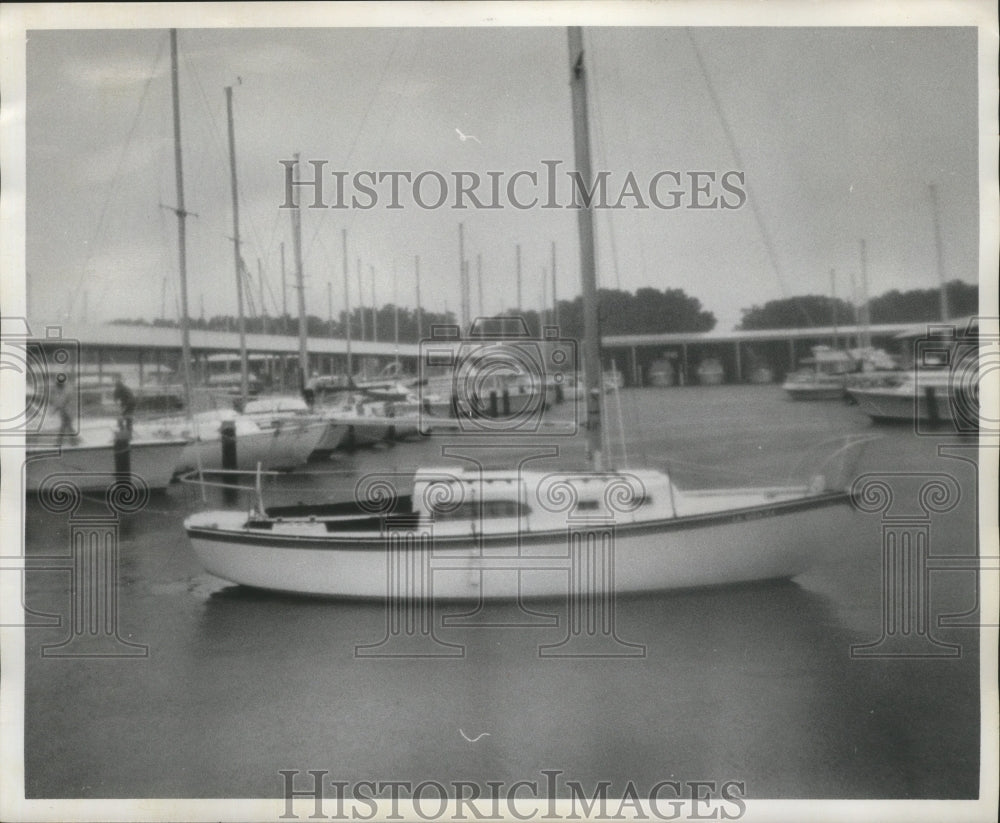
xmin=22 ymin=386 xmax=981 ymax=799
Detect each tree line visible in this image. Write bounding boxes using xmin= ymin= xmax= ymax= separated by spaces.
xmin=109 ymin=279 xmax=977 ymax=339
xmin=110 ymin=286 xmax=717 ymax=341
xmin=739 ymin=280 xmax=978 ymax=329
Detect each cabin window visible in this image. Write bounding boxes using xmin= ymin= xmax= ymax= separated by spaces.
xmin=431 ymin=500 xmax=529 ymax=520
xmin=574 ymin=496 xmax=651 ymax=512
xmin=245 ymin=520 xmax=274 ymax=530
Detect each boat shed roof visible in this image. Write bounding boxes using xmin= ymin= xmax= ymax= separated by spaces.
xmin=16 ymin=317 xmax=983 ymax=354
xmin=19 ymin=319 xmax=416 ymax=356
xmin=602 ymin=322 xmax=920 ymax=347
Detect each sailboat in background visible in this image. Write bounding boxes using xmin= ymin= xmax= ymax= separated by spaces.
xmin=847 ymin=189 xmax=980 ymax=426
xmin=25 ymin=411 xmax=189 ymax=492
xmin=184 ymin=28 xmax=868 ymax=598
xmin=782 ymin=345 xmax=855 ymax=400
xmin=144 ymin=30 xmax=327 ymax=473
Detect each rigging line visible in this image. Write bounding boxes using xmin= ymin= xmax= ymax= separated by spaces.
xmin=239 ymin=247 xmax=277 ymax=319
xmin=584 ymin=35 xmax=617 ymax=292
xmin=608 ymin=48 xmax=650 ymax=461
xmin=185 ymin=57 xmax=274 ymax=318
xmin=684 ymin=29 xmax=815 ymax=327
xmin=304 ymin=30 xmax=406 ymax=260
xmin=586 ymin=35 xmax=624 ymax=293
xmin=609 ymin=29 xmax=649 ymax=296
xmin=66 ymin=31 xmax=169 ymax=321
xmin=185 ymin=54 xmax=268 ymax=299
xmin=327 ymin=29 xmax=425 ymax=294
xmin=591 ymin=32 xmax=648 ymax=456
xmin=316 ymin=72 xmax=415 ymax=274
xmin=187 ymin=54 xmax=273 ymax=279
xmin=238 ymin=257 xmax=258 ymax=317
xmin=353 ymin=28 xmax=423 ymax=195
xmin=262 ymin=206 xmax=283 ymax=280
xmin=258 ymin=259 xmax=281 ymax=317
xmin=182 ymin=47 xmax=230 ymax=201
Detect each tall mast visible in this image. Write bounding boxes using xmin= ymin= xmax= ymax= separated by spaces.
xmin=357 ymin=258 xmax=366 ymax=342
xmin=858 ymin=239 xmax=871 ymax=351
xmin=415 ymin=255 xmax=423 ymax=340
xmin=342 ymin=229 xmax=352 ymax=378
xmin=928 ymin=183 xmax=950 ymax=321
xmin=225 ymin=84 xmax=249 ymax=404
xmin=830 ymin=268 xmax=838 ymax=350
xmin=568 ymin=27 xmax=603 ymax=469
xmin=327 ymin=280 xmax=333 ymax=338
xmin=393 ymin=261 xmax=400 ymax=371
xmin=477 ymin=253 xmax=483 ymax=318
xmin=464 ymin=261 xmax=471 ymax=327
xmin=516 ymin=244 xmax=522 ymax=315
xmin=169 ymin=29 xmax=193 ymax=412
xmin=291 ymin=152 xmax=308 ymax=385
xmin=542 ymin=266 xmax=548 ymax=327
xmin=458 ymin=223 xmax=466 ymax=331
xmin=280 ymin=241 xmax=287 ymax=332
xmin=848 ymin=266 xmax=859 ymax=349
xmin=370 ymin=265 xmax=378 ymax=343
xmin=258 ymin=258 xmax=268 ymax=335
xmin=551 ymin=240 xmax=559 ymax=328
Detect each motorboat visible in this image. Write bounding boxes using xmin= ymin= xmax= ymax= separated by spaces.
xmin=782 ymin=346 xmax=854 ymax=400
xmin=848 ymin=369 xmax=973 ymax=425
xmin=323 ymin=396 xmax=392 ymax=448
xmin=696 ymin=357 xmax=725 ymax=385
xmin=846 ymin=317 xmax=980 ymax=427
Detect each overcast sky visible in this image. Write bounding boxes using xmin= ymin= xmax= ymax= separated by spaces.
xmin=23 ymin=21 xmax=979 ymax=331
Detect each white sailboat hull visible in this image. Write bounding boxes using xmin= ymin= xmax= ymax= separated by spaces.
xmin=313 ymin=423 xmax=350 ymax=452
xmin=186 ymin=492 xmax=849 ymax=599
xmin=178 ymin=424 xmax=324 ymax=472
xmin=144 ymin=412 xmax=326 ymax=473
xmin=346 ymin=423 xmax=391 ymax=447
xmin=26 ymin=438 xmax=189 ymax=491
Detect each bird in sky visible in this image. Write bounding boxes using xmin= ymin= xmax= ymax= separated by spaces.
xmin=455 ymin=128 xmax=482 ymax=144
xmin=459 ymin=729 xmax=491 ymax=742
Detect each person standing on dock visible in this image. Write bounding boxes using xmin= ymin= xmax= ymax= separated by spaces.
xmin=302 ymin=372 xmax=320 ymax=409
xmin=113 ymin=377 xmax=136 ymax=435
xmin=51 ymin=376 xmax=74 ymax=444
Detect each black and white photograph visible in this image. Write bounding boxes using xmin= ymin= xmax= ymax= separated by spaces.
xmin=1 ymin=3 xmax=997 ymax=821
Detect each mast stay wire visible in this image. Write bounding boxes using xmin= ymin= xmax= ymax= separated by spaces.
xmin=684 ymin=29 xmax=815 ymax=327
xmin=182 ymin=50 xmax=283 ymax=318
xmin=586 ymin=31 xmax=647 ymax=467
xmin=685 ymin=31 xmax=847 ymax=463
xmin=68 ymin=31 xmax=169 ymax=321
xmin=302 ymin=30 xmax=406 ymax=265
xmin=300 ymin=30 xmax=423 ymax=320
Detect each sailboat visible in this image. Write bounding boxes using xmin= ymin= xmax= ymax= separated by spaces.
xmin=25 ymin=411 xmax=189 ymax=492
xmin=147 ymin=31 xmax=327 ymax=474
xmin=184 ymin=28 xmax=866 ymax=598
